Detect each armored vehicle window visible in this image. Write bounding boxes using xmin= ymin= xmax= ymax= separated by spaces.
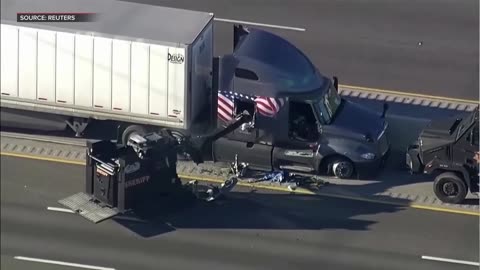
xmin=288 ymin=101 xmax=319 ymax=142
xmin=456 ymin=112 xmax=476 ymax=140
xmin=472 ymin=125 xmax=479 ymax=146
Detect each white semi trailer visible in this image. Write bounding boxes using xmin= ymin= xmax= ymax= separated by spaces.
xmin=1 ymin=0 xmax=214 ymax=143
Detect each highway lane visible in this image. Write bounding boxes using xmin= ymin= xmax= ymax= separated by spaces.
xmin=123 ymin=0 xmax=479 ymax=101
xmin=1 ymin=155 xmax=479 ymax=270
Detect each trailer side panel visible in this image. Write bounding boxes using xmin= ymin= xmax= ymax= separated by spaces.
xmin=56 ymin=32 xmax=75 ymax=105
xmin=37 ymin=29 xmax=56 ymax=102
xmin=131 ymin=42 xmax=150 ymax=116
xmin=0 ymin=24 xmax=190 ymax=129
xmin=18 ymin=27 xmax=37 ymax=100
xmin=74 ymin=34 xmax=94 ymax=107
xmin=0 ymin=25 xmax=19 ymax=97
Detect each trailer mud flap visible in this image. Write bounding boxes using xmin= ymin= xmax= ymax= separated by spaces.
xmin=58 ymin=192 xmax=119 ymax=223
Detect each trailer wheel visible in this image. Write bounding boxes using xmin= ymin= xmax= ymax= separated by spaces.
xmin=121 ymin=125 xmax=147 ymax=146
xmin=327 ymin=157 xmax=355 ymax=179
xmin=433 ymin=172 xmax=467 ymax=204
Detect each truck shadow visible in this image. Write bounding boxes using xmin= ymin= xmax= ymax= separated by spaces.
xmin=112 ymin=184 xmax=407 ymax=238
xmin=311 ymin=172 xmax=479 ymax=207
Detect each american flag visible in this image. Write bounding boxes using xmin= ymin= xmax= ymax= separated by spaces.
xmin=217 ymin=90 xmax=285 ymax=122
xmin=254 ymin=96 xmax=285 ymax=117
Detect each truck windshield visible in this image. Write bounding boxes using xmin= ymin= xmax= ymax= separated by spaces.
xmin=315 ymin=84 xmax=342 ymax=124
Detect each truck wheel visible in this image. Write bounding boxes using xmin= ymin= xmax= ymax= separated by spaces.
xmin=121 ymin=125 xmax=147 ymax=146
xmin=433 ymin=172 xmax=467 ymax=204
xmin=162 ymin=129 xmax=192 ymax=161
xmin=328 ymin=157 xmax=355 ymax=179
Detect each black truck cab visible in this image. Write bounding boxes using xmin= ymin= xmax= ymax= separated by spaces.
xmin=407 ymin=108 xmax=479 ymax=203
xmin=211 ymin=26 xmax=390 ymax=179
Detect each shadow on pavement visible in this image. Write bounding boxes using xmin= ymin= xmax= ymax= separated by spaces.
xmin=463 ymin=199 xmax=480 ymax=206
xmin=113 ymin=183 xmax=408 ymax=238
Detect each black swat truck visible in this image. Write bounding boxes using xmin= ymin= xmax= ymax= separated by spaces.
xmin=406 ymin=108 xmax=479 ymax=204
xmin=58 ymin=112 xmax=252 ymax=223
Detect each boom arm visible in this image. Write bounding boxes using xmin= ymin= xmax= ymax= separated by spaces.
xmin=180 ymin=111 xmax=252 ymax=164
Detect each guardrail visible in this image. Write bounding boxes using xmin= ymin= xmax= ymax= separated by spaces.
xmin=338 ymin=85 xmax=478 ymax=112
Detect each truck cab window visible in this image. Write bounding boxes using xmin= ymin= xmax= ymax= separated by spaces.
xmin=314 ymin=84 xmax=342 ymax=125
xmin=235 ymin=99 xmax=256 ymax=132
xmin=289 ymin=101 xmax=319 ymax=142
xmin=235 ymin=99 xmax=255 ymax=116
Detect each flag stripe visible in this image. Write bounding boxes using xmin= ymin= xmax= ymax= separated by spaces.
xmin=217 ymin=92 xmax=234 ymax=122
xmin=217 ymin=90 xmax=285 ymax=121
xmin=218 ymin=94 xmax=234 ymax=107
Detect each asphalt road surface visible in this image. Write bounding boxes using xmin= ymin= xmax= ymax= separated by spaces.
xmin=122 ymin=0 xmax=479 ymax=101
xmin=1 ymin=155 xmax=479 ymax=270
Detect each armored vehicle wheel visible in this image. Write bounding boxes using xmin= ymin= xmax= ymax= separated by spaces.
xmin=433 ymin=172 xmax=467 ymax=204
xmin=328 ymin=157 xmax=355 ymax=179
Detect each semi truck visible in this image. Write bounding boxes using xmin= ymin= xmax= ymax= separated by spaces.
xmin=1 ymin=0 xmax=390 ymax=179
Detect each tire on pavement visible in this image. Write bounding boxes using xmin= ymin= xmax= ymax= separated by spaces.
xmin=433 ymin=172 xmax=467 ymax=204
xmin=328 ymin=156 xmax=355 ymax=179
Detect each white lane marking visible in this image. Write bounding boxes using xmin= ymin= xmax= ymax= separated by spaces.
xmin=47 ymin=207 xmax=75 ymax=213
xmin=14 ymin=256 xmax=116 ymax=270
xmin=213 ymin=17 xmax=306 ymax=32
xmin=421 ymin=255 xmax=480 ymax=267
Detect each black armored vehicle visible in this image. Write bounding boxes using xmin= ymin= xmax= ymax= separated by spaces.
xmin=406 ymin=108 xmax=479 ymax=204
xmin=211 ymin=26 xmax=391 ymax=179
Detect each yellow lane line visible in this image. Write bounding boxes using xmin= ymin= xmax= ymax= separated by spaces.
xmin=1 ymin=152 xmax=85 ymax=166
xmin=0 ymin=152 xmax=316 ymax=194
xmin=340 ymin=84 xmax=479 ymax=104
xmin=1 ymin=151 xmax=479 ymax=217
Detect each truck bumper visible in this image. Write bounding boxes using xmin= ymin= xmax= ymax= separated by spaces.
xmin=355 ymin=148 xmax=391 ymax=179
xmin=406 ymin=145 xmax=423 ymax=173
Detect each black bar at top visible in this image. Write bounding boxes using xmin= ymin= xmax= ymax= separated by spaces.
xmin=17 ymin=13 xmax=97 ymax=22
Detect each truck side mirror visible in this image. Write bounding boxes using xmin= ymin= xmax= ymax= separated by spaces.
xmin=381 ymin=103 xmax=389 ymax=118
xmin=317 ymin=123 xmax=323 ymax=135
xmin=233 ymin=24 xmax=249 ymax=50
xmin=333 ymin=76 xmax=339 ymax=90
